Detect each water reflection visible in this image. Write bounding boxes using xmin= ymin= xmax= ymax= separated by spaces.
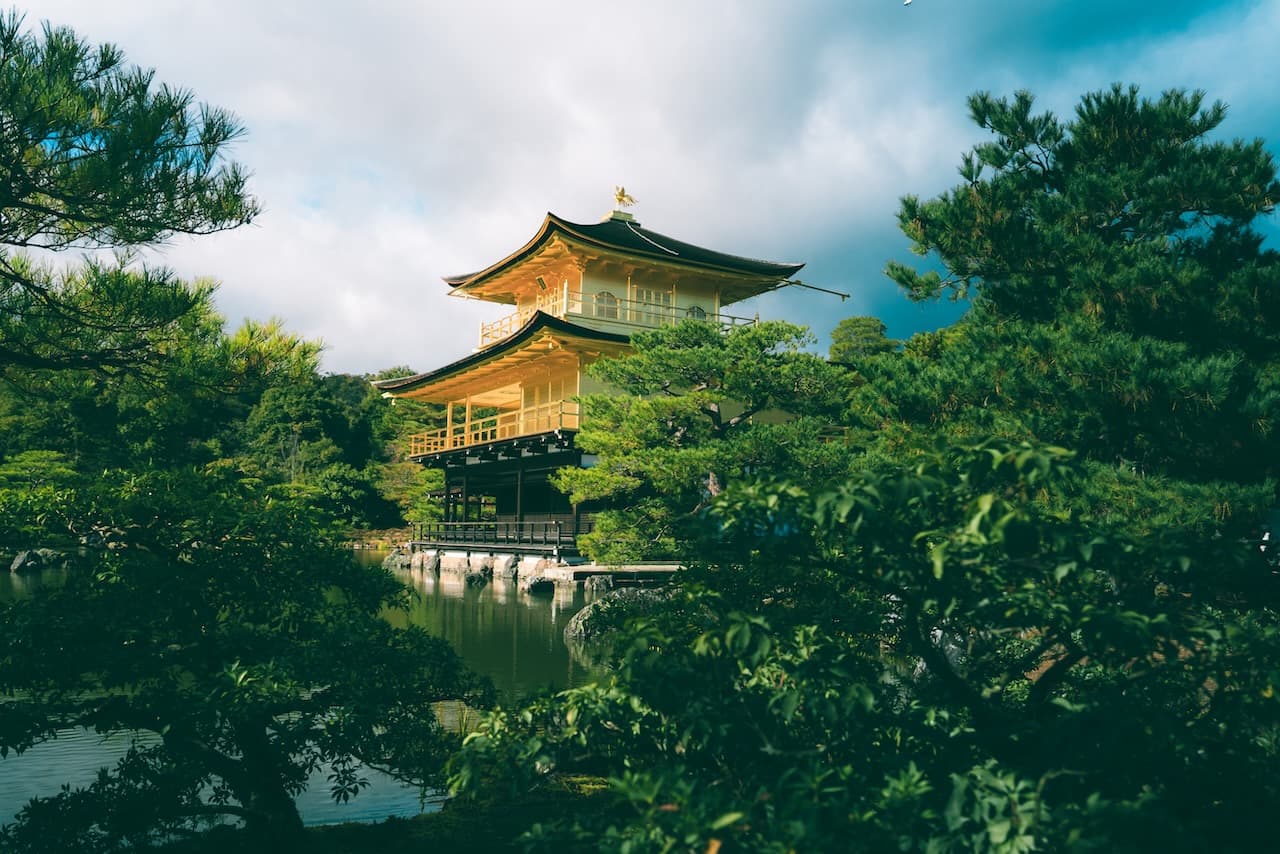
xmin=0 ymin=565 xmax=68 ymax=601
xmin=387 ymin=567 xmax=601 ymax=701
xmin=0 ymin=727 xmax=443 ymax=829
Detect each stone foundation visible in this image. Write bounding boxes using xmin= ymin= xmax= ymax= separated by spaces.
xmin=410 ymin=549 xmax=440 ymax=572
xmin=517 ymin=555 xmax=557 ymax=576
xmin=439 ymin=551 xmax=471 ymax=573
xmin=492 ymin=554 xmax=518 ymax=578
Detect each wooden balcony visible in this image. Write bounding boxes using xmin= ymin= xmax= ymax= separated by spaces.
xmin=478 ymin=291 xmax=757 ymax=348
xmin=408 ymin=400 xmax=581 ymax=457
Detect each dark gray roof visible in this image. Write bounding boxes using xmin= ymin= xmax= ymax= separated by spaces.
xmin=371 ymin=312 xmax=630 ymax=395
xmin=444 ymin=213 xmax=804 ymax=288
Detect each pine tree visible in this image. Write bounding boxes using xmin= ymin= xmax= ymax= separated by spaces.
xmin=0 ymin=10 xmax=258 ymax=374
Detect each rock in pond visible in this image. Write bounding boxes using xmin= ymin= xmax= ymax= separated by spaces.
xmin=563 ymin=586 xmax=673 ymax=642
xmin=10 ymin=548 xmax=69 ymax=574
xmin=382 ymin=548 xmax=412 ymax=570
xmin=518 ymin=575 xmax=554 ymax=594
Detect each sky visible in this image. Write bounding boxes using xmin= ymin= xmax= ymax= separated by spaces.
xmin=29 ymin=0 xmax=1280 ymax=375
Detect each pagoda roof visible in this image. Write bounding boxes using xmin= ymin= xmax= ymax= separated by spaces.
xmin=372 ymin=311 xmax=629 ymax=400
xmin=444 ymin=212 xmax=804 ymax=291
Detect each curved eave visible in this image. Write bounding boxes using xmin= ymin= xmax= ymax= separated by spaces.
xmin=444 ymin=212 xmax=804 ymax=292
xmin=372 ymin=312 xmax=630 ymax=398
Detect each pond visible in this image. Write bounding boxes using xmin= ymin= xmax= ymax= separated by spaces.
xmin=0 ymin=551 xmax=603 ymax=828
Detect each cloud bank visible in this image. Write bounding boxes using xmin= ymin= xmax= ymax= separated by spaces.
xmin=31 ymin=0 xmax=1280 ymax=373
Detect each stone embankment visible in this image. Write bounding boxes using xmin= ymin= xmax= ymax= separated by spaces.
xmin=382 ymin=545 xmax=679 ymax=592
xmin=9 ymin=548 xmax=72 ymax=575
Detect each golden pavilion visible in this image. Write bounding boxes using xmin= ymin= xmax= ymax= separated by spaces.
xmin=374 ymin=197 xmax=802 ymax=559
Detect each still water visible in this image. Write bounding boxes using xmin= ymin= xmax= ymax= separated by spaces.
xmin=0 ymin=552 xmax=601 ymax=827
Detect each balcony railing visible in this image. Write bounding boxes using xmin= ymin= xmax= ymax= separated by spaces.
xmin=478 ymin=289 xmax=566 ymax=347
xmin=478 ymin=291 xmax=756 ymax=348
xmin=412 ymin=518 xmax=593 ymax=555
xmin=408 ymin=400 xmax=581 ymax=457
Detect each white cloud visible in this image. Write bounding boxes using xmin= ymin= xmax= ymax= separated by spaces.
xmin=25 ymin=1 xmax=1280 ymax=371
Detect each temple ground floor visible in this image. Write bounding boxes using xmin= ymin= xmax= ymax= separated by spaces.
xmin=409 ymin=430 xmax=597 ymax=558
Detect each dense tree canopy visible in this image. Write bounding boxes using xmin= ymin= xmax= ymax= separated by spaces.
xmin=0 ymin=12 xmax=475 ymax=850
xmin=452 ymin=85 xmax=1280 ymax=853
xmin=828 ymin=315 xmax=897 ymax=363
xmin=0 ymin=469 xmax=490 ymax=849
xmin=865 ymin=85 xmax=1280 ymax=520
xmin=554 ymin=320 xmax=849 ymax=562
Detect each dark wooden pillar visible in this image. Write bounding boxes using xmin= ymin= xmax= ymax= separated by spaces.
xmin=443 ymin=468 xmax=452 ymax=523
xmin=465 ymin=471 xmax=476 ymax=524
xmin=515 ymin=458 xmax=524 ymax=524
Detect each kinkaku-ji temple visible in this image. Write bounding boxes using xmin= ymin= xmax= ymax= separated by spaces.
xmin=373 ymin=193 xmax=804 ymax=563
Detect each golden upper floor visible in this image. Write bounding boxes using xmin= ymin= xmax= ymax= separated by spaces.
xmin=447 ymin=211 xmax=803 ymax=347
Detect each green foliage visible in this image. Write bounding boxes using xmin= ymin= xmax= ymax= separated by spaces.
xmin=0 ymin=450 xmax=77 ymax=489
xmin=859 ymin=314 xmax=1277 ymax=484
xmin=0 ymin=12 xmax=483 ymax=849
xmin=275 ymin=462 xmax=400 ymax=529
xmin=858 ymin=83 xmax=1280 ymax=535
xmin=236 ymin=374 xmax=407 ymax=528
xmin=0 ymin=451 xmax=83 ymax=546
xmin=576 ymin=498 xmax=678 ymax=564
xmin=888 ymin=86 xmax=1278 ymax=330
xmin=0 ymin=9 xmax=257 ymax=374
xmin=886 ymin=85 xmax=1277 ymax=458
xmin=0 ymin=291 xmax=402 ymax=531
xmin=0 ymin=467 xmax=493 ymax=849
xmin=222 ymin=319 xmax=323 ymax=398
xmin=556 ymin=320 xmax=852 ymax=562
xmin=452 ymin=84 xmax=1280 ymax=852
xmin=377 ymin=461 xmax=443 ymax=527
xmin=344 ymin=366 xmax=447 ymax=529
xmin=243 ymin=381 xmax=346 ymax=481
xmin=829 ymin=315 xmax=898 ymax=363
xmin=456 ymin=443 xmax=1280 ymax=851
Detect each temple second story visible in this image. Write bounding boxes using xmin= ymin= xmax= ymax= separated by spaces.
xmin=453 ymin=207 xmax=803 ymax=348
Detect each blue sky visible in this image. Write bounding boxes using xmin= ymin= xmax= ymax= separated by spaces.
xmin=31 ymin=1 xmax=1280 ymax=374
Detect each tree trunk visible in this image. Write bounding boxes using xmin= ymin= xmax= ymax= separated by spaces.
xmin=232 ymin=723 xmax=306 ymax=845
xmin=239 ymin=782 xmax=305 ymax=845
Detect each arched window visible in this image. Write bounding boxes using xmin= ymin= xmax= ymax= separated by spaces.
xmin=685 ymin=305 xmax=707 ymax=321
xmin=596 ymin=291 xmax=619 ymax=320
